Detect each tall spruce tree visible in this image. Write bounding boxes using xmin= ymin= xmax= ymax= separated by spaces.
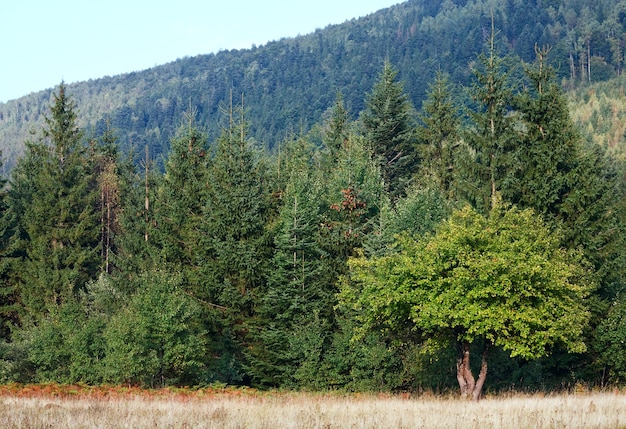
xmin=0 ymin=154 xmax=17 ymax=338
xmin=362 ymin=60 xmax=417 ymax=199
xmin=154 ymin=113 xmax=210 ymax=299
xmin=198 ymin=99 xmax=273 ymax=381
xmin=460 ymin=34 xmax=518 ymax=213
xmin=508 ymin=47 xmax=580 ymax=216
xmin=416 ymin=72 xmax=462 ymax=198
xmin=249 ymin=161 xmax=328 ymax=387
xmin=4 ymin=83 xmax=100 ymax=319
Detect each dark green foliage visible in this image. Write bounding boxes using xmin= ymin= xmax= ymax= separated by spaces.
xmin=594 ymin=300 xmax=626 ymax=383
xmin=153 ymin=115 xmax=210 ymax=298
xmin=416 ymin=72 xmax=461 ymax=197
xmin=323 ymin=92 xmax=351 ymax=159
xmin=362 ymin=61 xmax=417 ymax=199
xmin=103 ymin=270 xmax=208 ymax=387
xmin=509 ymin=48 xmax=580 ymax=216
xmin=196 ymin=104 xmax=274 ymax=383
xmin=460 ymin=37 xmax=519 ymax=213
xmin=3 ymin=0 xmax=626 ymax=173
xmin=1 ymin=6 xmax=626 ymax=392
xmin=249 ymin=166 xmax=328 ymax=387
xmin=4 ymin=84 xmax=100 ymax=320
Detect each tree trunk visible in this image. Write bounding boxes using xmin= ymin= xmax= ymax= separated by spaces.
xmin=456 ymin=341 xmax=475 ymax=399
xmin=472 ymin=343 xmax=489 ymax=402
xmin=456 ymin=340 xmax=489 ymax=401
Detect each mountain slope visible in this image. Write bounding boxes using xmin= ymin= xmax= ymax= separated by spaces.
xmin=1 ymin=0 xmax=624 ymax=173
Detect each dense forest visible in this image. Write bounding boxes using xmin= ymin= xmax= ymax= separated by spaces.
xmin=3 ymin=0 xmax=626 ymax=173
xmin=1 ymin=0 xmax=626 ymax=398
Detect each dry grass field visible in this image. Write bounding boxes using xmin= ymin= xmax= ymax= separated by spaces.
xmin=0 ymin=385 xmax=625 ymax=428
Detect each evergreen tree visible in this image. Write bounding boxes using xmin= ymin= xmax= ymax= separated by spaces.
xmin=249 ymin=164 xmax=328 ymax=387
xmin=323 ymin=92 xmax=351 ymax=159
xmin=416 ymin=72 xmax=461 ymax=198
xmin=4 ymin=83 xmax=100 ymax=319
xmin=460 ymin=35 xmax=519 ymax=213
xmin=0 ymin=154 xmax=17 ymax=339
xmin=509 ymin=46 xmax=580 ymax=216
xmin=112 ymin=144 xmax=161 ymax=292
xmin=198 ymin=100 xmax=273 ymax=381
xmin=361 ymin=60 xmax=417 ymax=199
xmin=90 ymin=123 xmax=123 ymax=275
xmin=154 ymin=113 xmax=210 ymax=299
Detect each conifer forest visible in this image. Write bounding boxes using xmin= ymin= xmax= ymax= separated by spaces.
xmin=2 ymin=0 xmax=626 ymax=398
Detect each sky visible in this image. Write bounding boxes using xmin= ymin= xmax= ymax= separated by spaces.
xmin=1 ymin=0 xmax=400 ymax=103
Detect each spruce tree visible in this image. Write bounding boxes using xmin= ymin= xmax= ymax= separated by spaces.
xmin=323 ymin=92 xmax=351 ymax=159
xmin=154 ymin=113 xmax=210 ymax=298
xmin=198 ymin=100 xmax=273 ymax=380
xmin=362 ymin=60 xmax=417 ymax=199
xmin=461 ymin=35 xmax=518 ymax=213
xmin=509 ymin=47 xmax=579 ymax=216
xmin=249 ymin=164 xmax=328 ymax=387
xmin=416 ymin=72 xmax=461 ymax=197
xmin=4 ymin=83 xmax=100 ymax=319
xmin=0 ymin=154 xmax=17 ymax=338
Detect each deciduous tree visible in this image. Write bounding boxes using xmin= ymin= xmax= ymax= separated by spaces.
xmin=344 ymin=200 xmax=594 ymax=400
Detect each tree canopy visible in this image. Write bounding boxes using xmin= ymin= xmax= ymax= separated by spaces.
xmin=344 ymin=200 xmax=594 ymax=399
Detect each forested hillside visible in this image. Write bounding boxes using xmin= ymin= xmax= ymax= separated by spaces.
xmin=2 ymin=0 xmax=626 ymax=173
xmin=1 ymin=0 xmax=626 ymax=397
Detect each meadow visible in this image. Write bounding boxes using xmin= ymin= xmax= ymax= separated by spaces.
xmin=0 ymin=385 xmax=625 ymax=428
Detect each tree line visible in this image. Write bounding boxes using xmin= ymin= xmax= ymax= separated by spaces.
xmin=0 ymin=42 xmax=625 ymax=397
xmin=4 ymin=0 xmax=626 ymax=177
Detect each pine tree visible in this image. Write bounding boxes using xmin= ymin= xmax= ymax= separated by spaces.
xmin=4 ymin=83 xmax=100 ymax=319
xmin=362 ymin=60 xmax=417 ymax=199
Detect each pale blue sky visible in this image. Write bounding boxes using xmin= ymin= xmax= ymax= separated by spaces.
xmin=1 ymin=0 xmax=400 ymax=103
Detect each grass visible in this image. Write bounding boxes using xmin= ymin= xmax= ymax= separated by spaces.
xmin=1 ymin=385 xmax=626 ymax=428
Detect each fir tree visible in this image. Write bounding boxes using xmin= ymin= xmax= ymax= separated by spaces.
xmin=509 ymin=46 xmax=580 ymax=216
xmin=323 ymin=92 xmax=351 ymax=159
xmin=249 ymin=165 xmax=328 ymax=387
xmin=154 ymin=112 xmax=210 ymax=299
xmin=198 ymin=99 xmax=273 ymax=381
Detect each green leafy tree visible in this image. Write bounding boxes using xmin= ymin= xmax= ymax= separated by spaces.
xmin=103 ymin=269 xmax=208 ymax=387
xmin=361 ymin=60 xmax=417 ymax=199
xmin=343 ymin=200 xmax=594 ymax=400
